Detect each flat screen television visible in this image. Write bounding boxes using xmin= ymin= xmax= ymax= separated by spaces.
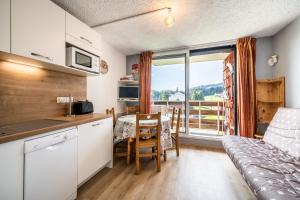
xmin=118 ymin=86 xmax=139 ymax=100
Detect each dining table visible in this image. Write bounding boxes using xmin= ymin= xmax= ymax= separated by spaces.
xmin=114 ymin=115 xmax=172 ymax=150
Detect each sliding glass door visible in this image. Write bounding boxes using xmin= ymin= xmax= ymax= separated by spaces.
xmin=188 ymin=54 xmax=226 ymax=136
xmin=151 ymin=53 xmax=188 ymax=133
xmin=152 ymin=46 xmax=236 ymax=136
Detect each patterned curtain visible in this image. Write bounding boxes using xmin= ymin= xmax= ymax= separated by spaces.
xmin=237 ymin=37 xmax=256 ymax=138
xmin=139 ymin=51 xmax=153 ymax=114
xmin=223 ymin=52 xmax=235 ymax=135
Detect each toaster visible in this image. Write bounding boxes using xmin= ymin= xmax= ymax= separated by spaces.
xmin=72 ymin=100 xmax=94 ymax=115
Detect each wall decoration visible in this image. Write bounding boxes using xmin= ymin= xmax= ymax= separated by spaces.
xmin=100 ymin=60 xmax=108 ymax=74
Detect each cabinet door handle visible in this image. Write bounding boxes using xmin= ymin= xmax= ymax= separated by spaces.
xmin=80 ymin=36 xmax=92 ymax=45
xmin=31 ymin=52 xmax=53 ymax=61
xmin=92 ymin=122 xmax=102 ymax=127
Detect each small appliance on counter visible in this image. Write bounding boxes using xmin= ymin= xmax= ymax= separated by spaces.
xmin=72 ymin=100 xmax=94 ymax=115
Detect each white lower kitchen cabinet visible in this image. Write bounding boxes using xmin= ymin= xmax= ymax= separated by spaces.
xmin=0 ymin=139 xmax=24 ymax=200
xmin=77 ymin=117 xmax=113 ymax=185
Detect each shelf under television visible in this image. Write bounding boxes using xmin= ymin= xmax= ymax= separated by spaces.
xmin=118 ymin=80 xmax=139 ymax=85
xmin=117 ymin=98 xmax=139 ymax=102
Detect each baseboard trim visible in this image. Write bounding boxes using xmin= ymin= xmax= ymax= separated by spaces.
xmin=179 ymin=134 xmax=224 ymax=150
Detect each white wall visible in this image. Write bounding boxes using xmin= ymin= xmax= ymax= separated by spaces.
xmin=256 ymin=37 xmax=274 ymax=79
xmin=273 ymin=17 xmax=300 ymax=108
xmin=87 ymin=39 xmax=126 ymax=113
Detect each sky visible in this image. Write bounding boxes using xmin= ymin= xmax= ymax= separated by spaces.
xmin=151 ymin=60 xmax=224 ymax=91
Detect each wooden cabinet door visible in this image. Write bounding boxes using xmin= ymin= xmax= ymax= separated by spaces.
xmin=11 ymin=0 xmax=65 ymax=65
xmin=77 ymin=118 xmax=113 ymax=185
xmin=0 ymin=0 xmax=10 ymax=53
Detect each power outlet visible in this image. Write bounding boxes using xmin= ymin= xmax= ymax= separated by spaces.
xmin=57 ymin=97 xmax=74 ymax=103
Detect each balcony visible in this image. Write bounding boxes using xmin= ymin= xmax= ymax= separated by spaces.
xmin=152 ymin=100 xmax=225 ymax=136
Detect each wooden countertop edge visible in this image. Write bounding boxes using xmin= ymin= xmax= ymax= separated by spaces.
xmin=0 ymin=113 xmax=112 ymax=144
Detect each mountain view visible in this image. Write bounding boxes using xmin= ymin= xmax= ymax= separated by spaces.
xmin=151 ymin=82 xmax=224 ymax=101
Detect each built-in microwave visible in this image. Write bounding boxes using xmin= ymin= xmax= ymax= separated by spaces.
xmin=66 ymin=47 xmax=100 ymax=74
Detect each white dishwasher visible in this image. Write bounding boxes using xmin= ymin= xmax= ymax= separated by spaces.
xmin=24 ymin=127 xmax=78 ymax=200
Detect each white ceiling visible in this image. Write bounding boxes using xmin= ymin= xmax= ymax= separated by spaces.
xmin=51 ymin=0 xmax=300 ymax=55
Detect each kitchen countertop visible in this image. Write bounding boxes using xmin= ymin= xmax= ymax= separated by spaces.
xmin=0 ymin=113 xmax=111 ymax=144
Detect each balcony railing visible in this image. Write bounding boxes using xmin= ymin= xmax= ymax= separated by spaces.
xmin=152 ymin=100 xmax=225 ymax=136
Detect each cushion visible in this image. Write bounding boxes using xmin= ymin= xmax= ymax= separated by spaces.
xmin=223 ymin=136 xmax=300 ymax=200
xmin=263 ymin=108 xmax=300 ymax=159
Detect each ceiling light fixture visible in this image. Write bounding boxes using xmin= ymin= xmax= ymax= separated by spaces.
xmin=92 ymin=7 xmax=174 ymax=28
xmin=164 ymin=8 xmax=175 ymax=28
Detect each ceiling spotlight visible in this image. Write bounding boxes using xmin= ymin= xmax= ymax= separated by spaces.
xmin=164 ymin=8 xmax=175 ymax=28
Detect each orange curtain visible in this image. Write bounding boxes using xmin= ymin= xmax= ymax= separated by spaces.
xmin=139 ymin=51 xmax=153 ymax=114
xmin=237 ymin=37 xmax=256 ymax=138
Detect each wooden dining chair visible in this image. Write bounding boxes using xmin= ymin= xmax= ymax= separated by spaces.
xmin=113 ymin=137 xmax=134 ymax=165
xmin=106 ymin=107 xmax=116 ymax=127
xmin=107 ymin=107 xmax=132 ymax=165
xmin=165 ymin=107 xmax=181 ymax=158
xmin=135 ymin=112 xmax=161 ymax=174
xmin=126 ymin=106 xmax=140 ymax=115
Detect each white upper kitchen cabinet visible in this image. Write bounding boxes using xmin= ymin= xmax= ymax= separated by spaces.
xmin=11 ymin=0 xmax=65 ymax=66
xmin=0 ymin=0 xmax=10 ymax=53
xmin=66 ymin=12 xmax=101 ymax=55
xmin=77 ymin=118 xmax=113 ymax=185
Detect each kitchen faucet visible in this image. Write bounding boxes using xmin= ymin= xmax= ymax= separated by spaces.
xmin=67 ymin=93 xmax=74 ymax=117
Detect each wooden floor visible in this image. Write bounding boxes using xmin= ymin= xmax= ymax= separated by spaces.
xmin=77 ymin=146 xmax=256 ymax=200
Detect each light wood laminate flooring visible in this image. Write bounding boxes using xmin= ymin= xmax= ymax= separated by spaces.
xmin=77 ymin=146 xmax=256 ymax=200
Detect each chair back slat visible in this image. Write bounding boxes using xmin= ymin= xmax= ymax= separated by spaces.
xmin=139 ymin=133 xmax=157 ymax=138
xmin=106 ymin=107 xmax=116 ymax=127
xmin=137 ymin=112 xmax=160 ymax=120
xmin=138 ymin=125 xmax=159 ymax=129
